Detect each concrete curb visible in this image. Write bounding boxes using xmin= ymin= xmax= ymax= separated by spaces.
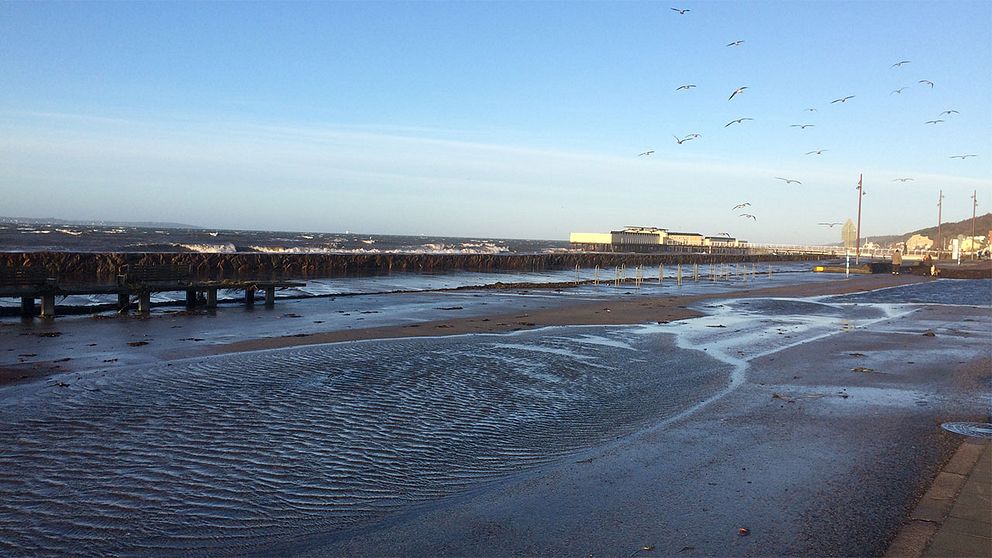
xmin=885 ymin=438 xmax=991 ymax=558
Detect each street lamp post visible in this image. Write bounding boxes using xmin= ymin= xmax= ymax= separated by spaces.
xmin=855 ymin=174 xmax=864 ymax=264
xmin=971 ymin=190 xmax=978 ymax=260
xmin=936 ymin=190 xmax=944 ymax=260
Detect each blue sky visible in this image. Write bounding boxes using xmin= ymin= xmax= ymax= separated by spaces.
xmin=1 ymin=1 xmax=989 ymax=243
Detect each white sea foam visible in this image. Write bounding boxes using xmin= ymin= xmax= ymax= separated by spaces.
xmin=179 ymin=243 xmax=237 ymax=253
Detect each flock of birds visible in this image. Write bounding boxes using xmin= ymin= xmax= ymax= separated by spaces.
xmin=636 ymin=7 xmax=980 ymax=232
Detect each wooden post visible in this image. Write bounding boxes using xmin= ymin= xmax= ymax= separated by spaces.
xmin=264 ymin=286 xmax=275 ymax=307
xmin=245 ymin=287 xmax=255 ymax=306
xmin=138 ymin=291 xmax=151 ymax=314
xmin=186 ymin=289 xmax=197 ymax=309
xmin=40 ymin=294 xmax=55 ymax=318
xmin=20 ymin=296 xmax=35 ymax=318
xmin=207 ymin=287 xmax=218 ymax=309
xmin=117 ymin=292 xmax=129 ymax=314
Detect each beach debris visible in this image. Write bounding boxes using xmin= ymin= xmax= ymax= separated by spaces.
xmin=34 ymin=331 xmax=62 ymax=337
xmin=849 ymin=352 xmax=865 ymax=357
xmin=18 ymin=353 xmax=37 ymax=357
xmin=772 ymin=393 xmax=796 ymax=403
xmin=283 ymin=313 xmax=303 ymax=318
xmin=49 ymin=380 xmax=70 ymax=388
xmin=706 ymin=324 xmax=727 ymax=328
xmin=127 ymin=341 xmax=150 ymax=347
xmin=360 ymin=310 xmax=380 ymax=314
xmin=435 ymin=306 xmax=464 ymax=311
xmin=739 ymin=527 xmax=750 ymax=536
xmin=630 ymin=545 xmax=656 ymax=557
xmin=922 ymin=330 xmax=936 ymax=337
xmin=53 ymin=357 xmax=71 ymax=362
xmin=435 ymin=324 xmax=453 ymax=329
xmin=852 ymin=366 xmax=873 ymax=373
xmin=679 ymin=546 xmax=695 ymax=552
xmin=102 ymin=358 xmax=118 ymax=363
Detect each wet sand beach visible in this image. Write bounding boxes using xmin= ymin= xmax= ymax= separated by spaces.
xmin=0 ymin=271 xmax=989 ymax=557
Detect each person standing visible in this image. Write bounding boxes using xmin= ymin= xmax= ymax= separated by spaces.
xmin=891 ymin=249 xmax=902 ymax=274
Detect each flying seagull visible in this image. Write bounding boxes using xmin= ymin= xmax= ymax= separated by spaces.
xmin=924 ymin=119 xmax=944 ymax=124
xmin=790 ymin=124 xmax=815 ymax=129
xmin=728 ymin=86 xmax=748 ymax=100
xmin=805 ymin=149 xmax=829 ymax=155
xmin=740 ymin=213 xmax=757 ymax=220
xmin=638 ymin=150 xmax=655 ymax=157
xmin=725 ymin=117 xmax=753 ymax=127
xmin=890 ymin=87 xmax=907 ymax=95
xmin=818 ymin=222 xmax=842 ymax=227
xmin=949 ymin=154 xmax=977 ymax=159
xmin=719 ymin=232 xmax=732 ymax=237
xmin=805 ymin=107 xmax=817 ymax=112
xmin=674 ymin=135 xmax=691 ymax=145
xmin=675 ymin=84 xmax=696 ymax=91
xmin=831 ymin=95 xmax=855 ymax=103
xmin=732 ymin=202 xmax=751 ymax=210
xmin=685 ymin=133 xmax=701 ymax=139
xmin=919 ymin=80 xmax=934 ymax=88
xmin=939 ymin=110 xmax=959 ymax=116
xmin=775 ymin=177 xmax=802 ymax=184
xmin=890 ymin=60 xmax=911 ymax=68
xmin=671 ymin=7 xmax=690 ymax=14
xmin=727 ymin=40 xmax=745 ymax=47
xmin=892 ymin=177 xmax=914 ymax=182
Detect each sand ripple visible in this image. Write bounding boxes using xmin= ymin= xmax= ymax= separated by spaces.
xmin=0 ymin=327 xmax=729 ymax=556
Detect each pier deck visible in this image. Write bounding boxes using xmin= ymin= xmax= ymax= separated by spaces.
xmin=0 ymin=279 xmax=305 ymax=318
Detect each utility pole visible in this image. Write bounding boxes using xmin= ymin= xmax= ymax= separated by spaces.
xmin=971 ymin=190 xmax=978 ymax=260
xmin=936 ymin=189 xmax=944 ymax=260
xmin=855 ymin=174 xmax=864 ymax=264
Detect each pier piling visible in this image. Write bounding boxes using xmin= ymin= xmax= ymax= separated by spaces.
xmin=137 ymin=291 xmax=151 ymax=314
xmin=264 ymin=286 xmax=275 ymax=308
xmin=20 ymin=296 xmax=35 ymax=318
xmin=40 ymin=294 xmax=55 ymax=318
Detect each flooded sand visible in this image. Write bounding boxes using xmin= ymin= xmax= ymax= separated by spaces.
xmin=0 ymin=328 xmax=730 ymax=556
xmin=0 ymin=276 xmax=988 ymax=556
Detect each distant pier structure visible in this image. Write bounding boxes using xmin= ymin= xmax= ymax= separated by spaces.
xmin=570 ymin=226 xmax=748 ymax=254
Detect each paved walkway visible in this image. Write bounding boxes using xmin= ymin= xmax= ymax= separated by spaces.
xmin=886 ymin=437 xmax=991 ymax=558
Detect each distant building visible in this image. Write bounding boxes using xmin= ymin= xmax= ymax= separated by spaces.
xmin=569 ymin=226 xmax=746 ymax=252
xmin=703 ymin=236 xmax=736 ymax=248
xmin=666 ymin=232 xmax=704 ymax=246
xmin=959 ymin=235 xmax=986 ymax=253
xmin=841 ymin=219 xmax=857 ymax=249
xmin=611 ymin=226 xmax=667 ymax=246
xmin=905 ymin=234 xmax=933 ymax=251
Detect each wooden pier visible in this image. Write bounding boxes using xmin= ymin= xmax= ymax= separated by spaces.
xmin=1 ymin=265 xmax=304 ymax=319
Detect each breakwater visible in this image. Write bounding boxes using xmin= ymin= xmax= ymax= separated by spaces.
xmin=1 ymin=251 xmax=832 ymax=283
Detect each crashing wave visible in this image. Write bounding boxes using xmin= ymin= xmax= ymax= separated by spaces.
xmin=179 ymin=243 xmax=238 ymax=253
